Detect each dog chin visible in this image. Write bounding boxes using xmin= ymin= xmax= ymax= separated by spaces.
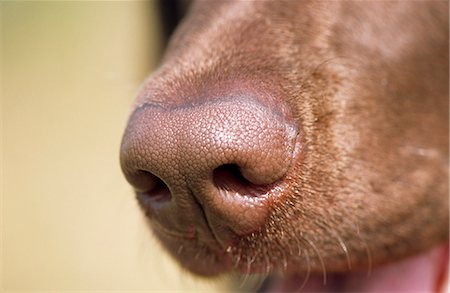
xmin=152 ymin=218 xmax=448 ymax=292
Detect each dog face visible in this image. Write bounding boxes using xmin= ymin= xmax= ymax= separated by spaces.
xmin=120 ymin=0 xmax=448 ymax=290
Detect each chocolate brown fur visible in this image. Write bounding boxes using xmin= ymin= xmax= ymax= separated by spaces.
xmin=122 ymin=0 xmax=449 ymax=276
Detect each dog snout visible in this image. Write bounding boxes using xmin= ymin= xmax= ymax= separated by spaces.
xmin=120 ymin=96 xmax=299 ymax=241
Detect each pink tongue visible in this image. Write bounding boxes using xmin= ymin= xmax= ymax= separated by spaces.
xmin=268 ymin=244 xmax=448 ymax=292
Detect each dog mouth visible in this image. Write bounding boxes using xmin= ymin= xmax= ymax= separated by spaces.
xmin=150 ymin=216 xmax=448 ymax=292
xmin=260 ymin=243 xmax=449 ymax=293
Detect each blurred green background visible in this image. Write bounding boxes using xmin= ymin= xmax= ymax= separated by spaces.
xmin=1 ymin=1 xmax=225 ymax=291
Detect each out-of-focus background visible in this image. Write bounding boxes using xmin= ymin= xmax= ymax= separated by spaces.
xmin=1 ymin=1 xmax=227 ymax=291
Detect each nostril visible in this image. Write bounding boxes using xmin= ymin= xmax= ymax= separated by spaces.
xmin=213 ymin=164 xmax=272 ymax=198
xmin=135 ymin=170 xmax=172 ymax=203
xmin=213 ymin=164 xmax=249 ymax=191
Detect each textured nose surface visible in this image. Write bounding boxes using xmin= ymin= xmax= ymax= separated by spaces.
xmin=120 ymin=97 xmax=298 ymax=239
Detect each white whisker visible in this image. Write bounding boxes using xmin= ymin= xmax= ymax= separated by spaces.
xmin=304 ymin=236 xmax=327 ymax=285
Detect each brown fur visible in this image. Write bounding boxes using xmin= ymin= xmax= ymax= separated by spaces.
xmin=121 ymin=0 xmax=449 ymax=276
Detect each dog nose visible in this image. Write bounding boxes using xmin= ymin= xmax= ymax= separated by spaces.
xmin=120 ymin=97 xmax=298 ymax=242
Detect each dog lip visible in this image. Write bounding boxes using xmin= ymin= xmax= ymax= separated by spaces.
xmin=262 ymin=244 xmax=449 ymax=292
xmin=151 ymin=224 xmax=234 ymax=276
xmin=150 ymin=220 xmax=197 ymax=240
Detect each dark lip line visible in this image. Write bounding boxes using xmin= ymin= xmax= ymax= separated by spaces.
xmin=151 ymin=217 xmax=230 ymax=262
xmin=149 ymin=219 xmax=196 ymax=240
xmin=139 ymin=209 xmax=197 ymax=240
